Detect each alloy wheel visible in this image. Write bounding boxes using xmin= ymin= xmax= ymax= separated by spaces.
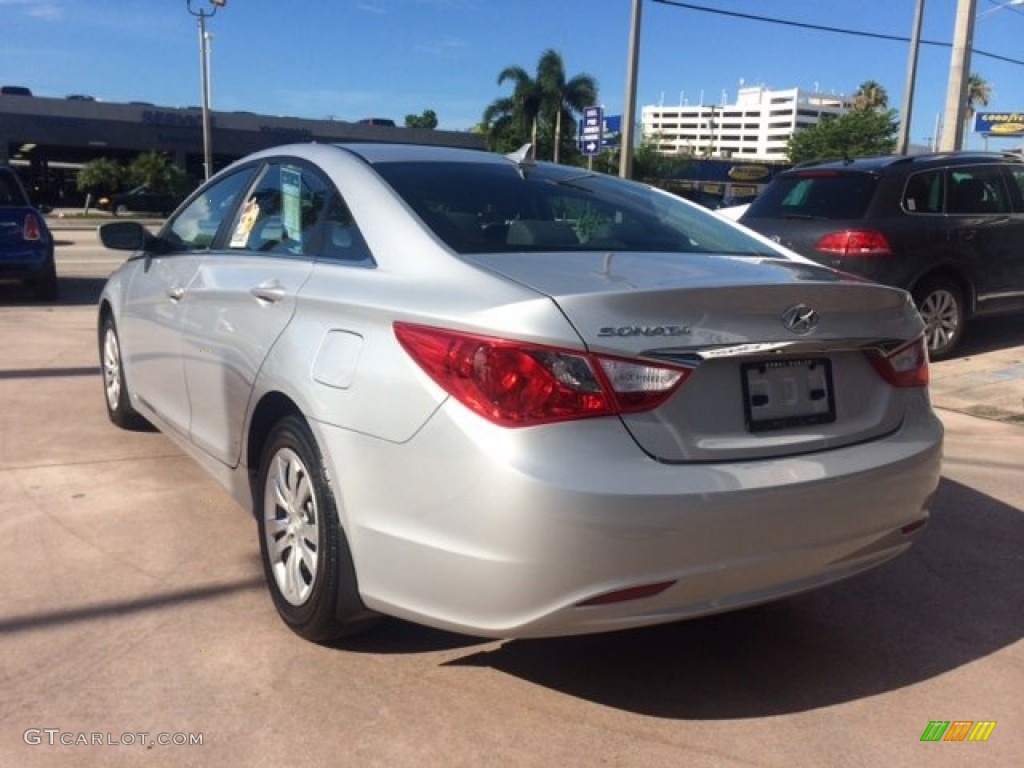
xmin=263 ymin=447 xmax=320 ymax=606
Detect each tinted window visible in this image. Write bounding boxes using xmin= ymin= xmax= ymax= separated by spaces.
xmin=227 ymin=163 xmax=329 ymax=257
xmin=0 ymin=170 xmax=29 ymax=206
xmin=165 ymin=169 xmax=255 ymax=251
xmin=902 ymin=170 xmax=944 ymax=214
xmin=945 ymin=165 xmax=1011 ymax=214
xmin=744 ymin=172 xmax=877 ymax=220
xmin=319 ymin=193 xmax=374 ymax=266
xmin=373 ymin=161 xmax=777 ymax=257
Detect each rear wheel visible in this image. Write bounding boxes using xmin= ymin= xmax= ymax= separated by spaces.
xmin=114 ymin=203 xmax=129 ymax=216
xmin=256 ymin=415 xmax=376 ymax=643
xmin=913 ymin=278 xmax=964 ymax=360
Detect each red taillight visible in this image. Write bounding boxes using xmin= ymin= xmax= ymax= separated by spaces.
xmin=394 ymin=323 xmax=691 ymax=427
xmin=815 ymin=230 xmax=892 ymax=258
xmin=870 ymin=336 xmax=929 ymax=388
xmin=23 ymin=213 xmax=42 ymax=241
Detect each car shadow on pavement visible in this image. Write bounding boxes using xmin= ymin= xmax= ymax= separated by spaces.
xmin=425 ymin=477 xmax=1022 ymax=719
xmin=952 ymin=314 xmax=1024 ymax=358
xmin=0 ymin=276 xmax=106 ymax=307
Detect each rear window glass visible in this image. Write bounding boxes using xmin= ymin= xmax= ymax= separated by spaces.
xmin=0 ymin=170 xmax=29 ymax=207
xmin=372 ymin=161 xmax=778 ymax=257
xmin=744 ymin=173 xmax=877 ymax=220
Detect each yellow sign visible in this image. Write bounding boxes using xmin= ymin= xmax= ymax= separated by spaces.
xmin=728 ymin=165 xmax=771 ymax=182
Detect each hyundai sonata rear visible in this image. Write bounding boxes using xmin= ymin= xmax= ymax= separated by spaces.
xmin=97 ymin=142 xmax=943 ymax=643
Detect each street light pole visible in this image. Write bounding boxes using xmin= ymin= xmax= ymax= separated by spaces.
xmin=186 ymin=0 xmax=226 ymax=181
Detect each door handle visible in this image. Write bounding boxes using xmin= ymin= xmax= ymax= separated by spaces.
xmin=250 ymin=281 xmax=287 ymax=303
xmin=167 ymin=286 xmax=185 ymax=301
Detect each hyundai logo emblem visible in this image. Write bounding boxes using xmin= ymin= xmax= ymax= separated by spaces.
xmin=782 ymin=304 xmax=819 ymax=335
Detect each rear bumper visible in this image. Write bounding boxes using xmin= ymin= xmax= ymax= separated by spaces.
xmin=0 ymin=243 xmax=53 ymax=281
xmin=315 ymin=398 xmax=943 ymax=639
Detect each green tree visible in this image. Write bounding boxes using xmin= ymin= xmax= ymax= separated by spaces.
xmin=76 ymin=157 xmax=124 ymax=196
xmin=966 ymin=73 xmax=991 ymax=123
xmin=536 ymin=49 xmax=598 ymax=164
xmin=483 ymin=50 xmax=598 ymax=162
xmin=127 ymin=151 xmax=191 ymax=197
xmin=852 ymin=80 xmax=889 ymax=111
xmin=787 ymin=108 xmax=899 ymax=164
xmin=404 ymin=109 xmax=438 ymax=129
xmin=483 ymin=64 xmax=543 ymax=154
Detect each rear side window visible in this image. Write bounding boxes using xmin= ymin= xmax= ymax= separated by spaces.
xmin=744 ymin=173 xmax=877 ymax=220
xmin=902 ymin=170 xmax=944 ymax=214
xmin=945 ymin=165 xmax=1011 ymax=215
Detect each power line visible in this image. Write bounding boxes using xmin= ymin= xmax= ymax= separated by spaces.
xmin=651 ymin=0 xmax=1024 ymax=68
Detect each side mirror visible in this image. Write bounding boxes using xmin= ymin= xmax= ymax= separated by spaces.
xmin=98 ymin=220 xmax=158 ymax=251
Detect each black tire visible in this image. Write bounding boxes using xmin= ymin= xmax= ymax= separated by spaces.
xmin=99 ymin=315 xmax=148 ymax=429
xmin=256 ymin=414 xmax=376 ymax=643
xmin=114 ymin=203 xmax=129 ymax=216
xmin=29 ymin=259 xmax=58 ymax=302
xmin=913 ymin=278 xmax=965 ymax=361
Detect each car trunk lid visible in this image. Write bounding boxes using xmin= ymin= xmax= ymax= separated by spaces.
xmin=469 ymin=251 xmax=924 ymax=462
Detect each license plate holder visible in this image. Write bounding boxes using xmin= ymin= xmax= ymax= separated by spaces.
xmin=742 ymin=358 xmax=836 ymax=433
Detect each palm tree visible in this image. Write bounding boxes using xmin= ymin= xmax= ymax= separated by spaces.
xmin=536 ymin=49 xmax=598 ymax=164
xmin=482 ymin=65 xmax=543 ymax=153
xmin=852 ymin=80 xmax=889 ymax=111
xmin=965 ymin=73 xmax=992 ymax=122
xmin=483 ymin=50 xmax=598 ymax=162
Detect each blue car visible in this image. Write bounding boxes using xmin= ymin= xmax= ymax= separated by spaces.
xmin=0 ymin=166 xmax=56 ymax=300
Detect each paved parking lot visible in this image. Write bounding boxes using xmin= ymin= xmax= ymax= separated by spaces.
xmin=0 ymin=228 xmax=1021 ymax=767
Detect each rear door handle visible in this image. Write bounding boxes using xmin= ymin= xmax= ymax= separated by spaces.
xmin=250 ymin=281 xmax=287 ymax=303
xmin=167 ymin=286 xmax=185 ymax=302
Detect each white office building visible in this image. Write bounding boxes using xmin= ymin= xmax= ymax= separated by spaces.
xmin=641 ymin=86 xmax=853 ymax=162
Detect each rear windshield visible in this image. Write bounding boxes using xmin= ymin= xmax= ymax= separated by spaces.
xmin=743 ymin=172 xmax=878 ymax=221
xmin=372 ymin=160 xmax=779 ymax=257
xmin=0 ymin=170 xmax=29 ymax=207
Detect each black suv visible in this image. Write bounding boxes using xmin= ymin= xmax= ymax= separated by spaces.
xmin=740 ymin=152 xmax=1024 ymax=358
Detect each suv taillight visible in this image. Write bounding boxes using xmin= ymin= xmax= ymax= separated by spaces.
xmin=23 ymin=213 xmax=42 ymax=241
xmin=394 ymin=323 xmax=692 ymax=427
xmin=816 ymin=230 xmax=892 ymax=257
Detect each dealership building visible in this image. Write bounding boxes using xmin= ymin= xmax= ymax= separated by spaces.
xmin=0 ymin=92 xmax=484 ymax=205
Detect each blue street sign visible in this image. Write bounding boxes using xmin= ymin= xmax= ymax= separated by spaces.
xmin=578 ymin=111 xmax=621 ymax=152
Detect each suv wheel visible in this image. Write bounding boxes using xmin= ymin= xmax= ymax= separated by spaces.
xmin=913 ymin=278 xmax=964 ymax=360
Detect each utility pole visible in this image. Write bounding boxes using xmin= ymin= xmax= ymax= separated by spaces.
xmin=940 ymin=0 xmax=976 ymax=151
xmin=897 ymin=0 xmax=925 ymax=154
xmin=619 ymin=0 xmax=642 ymax=179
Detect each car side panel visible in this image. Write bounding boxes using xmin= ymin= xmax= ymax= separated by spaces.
xmin=182 ymin=251 xmax=314 ymax=467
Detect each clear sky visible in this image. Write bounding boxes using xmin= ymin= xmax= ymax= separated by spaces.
xmin=3 ymin=0 xmax=1024 ymax=151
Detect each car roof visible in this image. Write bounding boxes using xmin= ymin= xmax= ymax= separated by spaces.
xmin=237 ymin=142 xmax=502 ymax=169
xmin=786 ymin=151 xmax=1024 ymax=175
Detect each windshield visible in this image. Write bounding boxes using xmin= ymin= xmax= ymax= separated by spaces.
xmin=373 ymin=161 xmax=779 ymax=257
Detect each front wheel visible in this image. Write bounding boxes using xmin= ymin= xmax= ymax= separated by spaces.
xmin=256 ymin=415 xmax=376 ymax=643
xmin=913 ymin=278 xmax=965 ymax=361
xmin=100 ymin=315 xmax=147 ymax=429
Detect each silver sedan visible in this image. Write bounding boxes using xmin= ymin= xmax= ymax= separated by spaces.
xmin=97 ymin=143 xmax=943 ymax=642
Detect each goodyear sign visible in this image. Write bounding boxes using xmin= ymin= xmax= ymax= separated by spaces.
xmin=975 ymin=112 xmax=1024 ymax=136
